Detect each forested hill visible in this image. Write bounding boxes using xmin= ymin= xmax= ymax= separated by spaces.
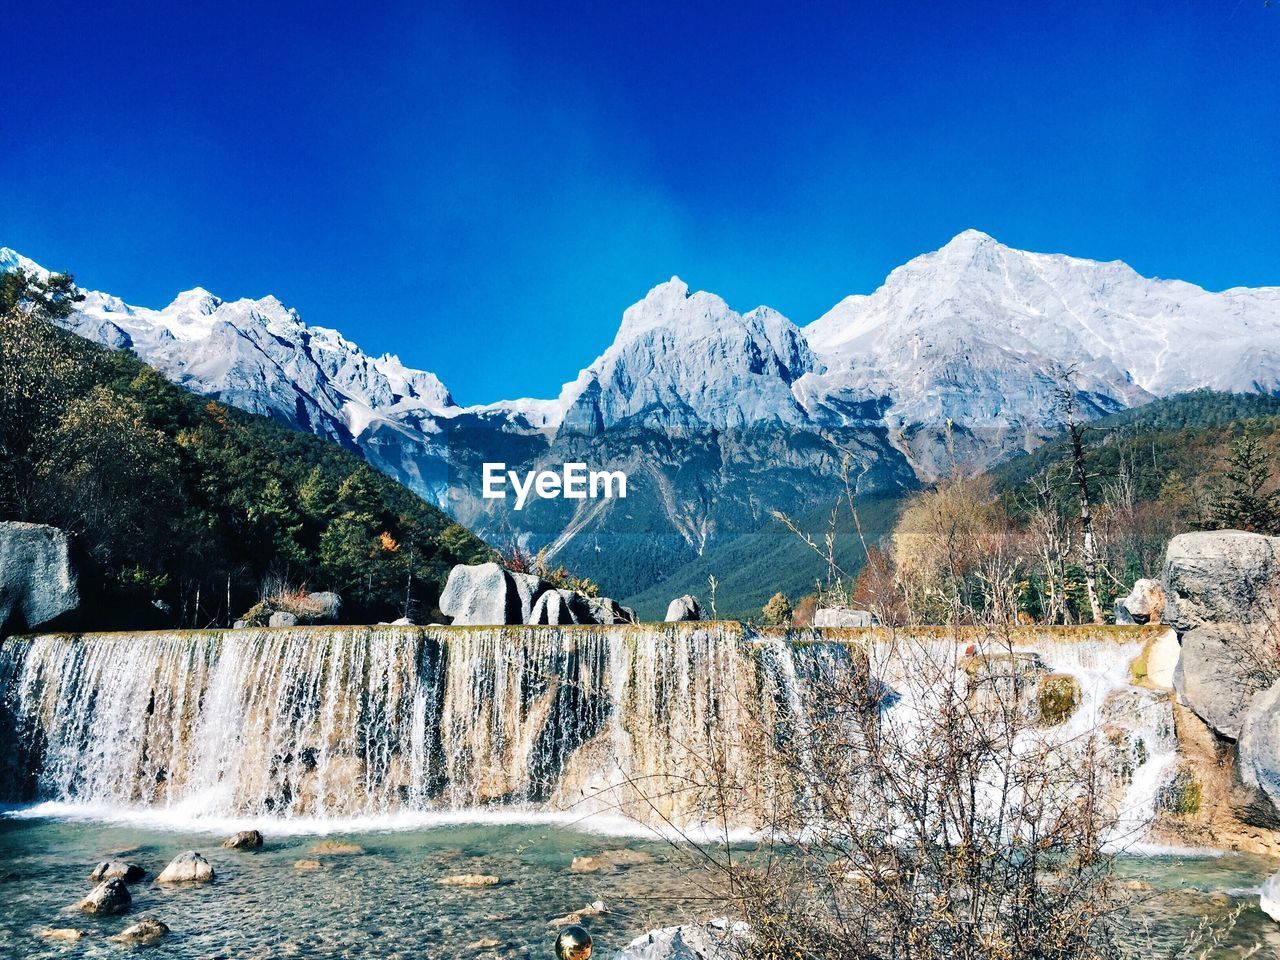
xmin=0 ymin=270 xmax=490 ymax=629
xmin=991 ymin=390 xmax=1280 ymax=511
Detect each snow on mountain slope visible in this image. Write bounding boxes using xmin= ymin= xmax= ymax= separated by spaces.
xmin=2 ymin=247 xmax=459 ymax=450
xmin=551 ymin=276 xmax=819 ymax=434
xmin=802 ymin=229 xmax=1280 ymax=474
xmin=7 ymin=231 xmax=1280 ymax=544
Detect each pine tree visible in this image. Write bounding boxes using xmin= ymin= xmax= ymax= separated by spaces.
xmin=1212 ymin=428 xmax=1279 ymax=533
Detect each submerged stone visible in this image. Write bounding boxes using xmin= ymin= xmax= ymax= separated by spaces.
xmin=112 ymin=916 xmax=170 ymax=944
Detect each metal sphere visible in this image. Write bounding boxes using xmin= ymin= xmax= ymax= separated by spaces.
xmin=555 ymin=924 xmax=593 ymax=960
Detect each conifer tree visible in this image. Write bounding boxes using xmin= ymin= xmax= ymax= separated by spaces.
xmin=1212 ymin=428 xmax=1279 ymax=533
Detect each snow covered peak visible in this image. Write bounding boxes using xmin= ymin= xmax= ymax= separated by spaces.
xmin=0 ymin=247 xmax=53 ymax=279
xmin=551 ymin=277 xmax=818 ymax=433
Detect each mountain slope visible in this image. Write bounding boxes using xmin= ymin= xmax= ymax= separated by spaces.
xmin=0 ymin=287 xmax=489 ymax=629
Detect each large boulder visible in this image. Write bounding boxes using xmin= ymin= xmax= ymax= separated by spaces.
xmin=440 ymin=562 xmax=552 ymax=625
xmin=588 ymin=597 xmax=636 ymax=625
xmin=1237 ymin=678 xmax=1280 ymax=824
xmin=1173 ymin=623 xmax=1272 ymax=740
xmin=1114 ymin=578 xmax=1166 ymax=625
xmin=268 ymin=611 xmax=298 ymax=628
xmin=529 ymin=589 xmax=593 ymax=625
xmin=1162 ymin=531 xmax=1280 ymax=631
xmin=0 ymin=522 xmax=78 ymax=635
xmin=664 ymin=596 xmax=703 ymax=622
xmin=156 ymin=851 xmax=214 ymax=883
xmin=813 ymin=608 xmax=877 ymax=628
xmin=76 ymin=878 xmax=131 ymax=915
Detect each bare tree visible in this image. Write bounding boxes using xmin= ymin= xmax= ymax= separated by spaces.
xmin=1052 ymin=367 xmax=1105 ymax=624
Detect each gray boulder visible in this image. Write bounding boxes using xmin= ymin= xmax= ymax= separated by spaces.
xmin=0 ymin=521 xmax=79 ymax=635
xmin=664 ymin=595 xmax=703 ymax=622
xmin=813 ymin=608 xmax=877 ymax=628
xmin=89 ymin=860 xmax=145 ymax=884
xmin=222 ymin=830 xmax=263 ymax=850
xmin=76 ymin=878 xmax=131 ymax=915
xmin=1115 ymin=578 xmax=1166 ymax=625
xmin=268 ymin=611 xmax=298 ymax=628
xmin=156 ymin=850 xmax=214 ymax=883
xmin=440 ymin=562 xmax=552 ymax=625
xmin=1162 ymin=531 xmax=1280 ymax=631
xmin=1237 ymin=678 xmax=1280 ymax=823
xmin=589 ymin=597 xmax=637 ymax=625
xmin=1173 ymin=623 xmax=1270 ymax=740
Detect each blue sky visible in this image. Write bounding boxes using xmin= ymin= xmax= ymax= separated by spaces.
xmin=4 ymin=1 xmax=1278 ymax=403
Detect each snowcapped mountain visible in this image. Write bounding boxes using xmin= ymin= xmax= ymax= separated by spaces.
xmin=801 ymin=229 xmax=1280 ymax=474
xmin=6 ymin=232 xmax=1280 ymax=612
xmin=552 ymin=276 xmax=819 ymax=435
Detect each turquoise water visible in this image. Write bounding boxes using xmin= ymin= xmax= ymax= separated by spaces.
xmin=3 ymin=813 xmax=1280 ymax=958
xmin=0 ymin=816 xmax=714 ymax=959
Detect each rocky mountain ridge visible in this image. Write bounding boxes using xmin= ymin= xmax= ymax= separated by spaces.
xmin=6 ymin=233 xmax=1279 ymax=609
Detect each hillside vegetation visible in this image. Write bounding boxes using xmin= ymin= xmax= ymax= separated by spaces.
xmin=0 ymin=268 xmax=489 ymax=628
xmin=826 ymin=390 xmax=1280 ymax=627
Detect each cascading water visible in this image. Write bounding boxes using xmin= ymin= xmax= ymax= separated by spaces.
xmin=0 ymin=624 xmax=1180 ymax=841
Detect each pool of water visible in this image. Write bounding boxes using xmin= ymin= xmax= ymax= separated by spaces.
xmin=3 ymin=812 xmax=1280 ymax=959
xmin=0 ymin=814 xmax=719 ymax=959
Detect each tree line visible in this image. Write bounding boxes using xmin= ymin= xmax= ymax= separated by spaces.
xmin=0 ymin=268 xmax=489 ymax=628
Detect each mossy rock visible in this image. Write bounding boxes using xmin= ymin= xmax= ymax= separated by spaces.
xmin=1037 ymin=673 xmax=1081 ymax=726
xmin=1157 ymin=768 xmax=1203 ymax=817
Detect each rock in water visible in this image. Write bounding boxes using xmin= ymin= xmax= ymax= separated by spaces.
xmin=1262 ymin=870 xmax=1280 ymax=922
xmin=437 ymin=873 xmax=501 ymax=887
xmin=664 ymin=595 xmax=703 ymax=622
xmin=268 ymin=611 xmax=298 ymax=627
xmin=813 ymin=608 xmax=877 ymax=627
xmin=156 ymin=851 xmax=214 ymax=883
xmin=1115 ymin=578 xmax=1166 ymax=625
xmin=89 ymin=860 xmax=146 ymax=883
xmin=112 ymin=917 xmax=170 ymax=944
xmin=569 ymin=849 xmax=654 ymax=874
xmin=0 ymin=521 xmax=79 ymax=635
xmin=440 ymin=562 xmax=551 ymax=625
xmin=1173 ymin=623 xmax=1270 ymax=740
xmin=1162 ymin=531 xmax=1280 ymax=631
xmin=37 ymin=928 xmax=88 ymax=942
xmin=222 ymin=830 xmax=263 ymax=850
xmin=76 ymin=878 xmax=131 ymax=915
xmin=309 ymin=840 xmax=364 ymax=855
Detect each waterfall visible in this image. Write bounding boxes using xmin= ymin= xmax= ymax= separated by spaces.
xmin=0 ymin=624 xmax=1179 ymax=839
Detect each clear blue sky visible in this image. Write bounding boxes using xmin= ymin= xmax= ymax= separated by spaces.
xmin=4 ymin=1 xmax=1278 ymax=403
